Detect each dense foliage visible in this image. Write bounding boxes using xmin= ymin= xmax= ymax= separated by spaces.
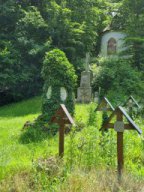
xmin=41 ymin=49 xmax=77 ymax=119
xmin=117 ymin=0 xmax=144 ymax=71
xmin=92 ymin=57 xmax=144 ymax=106
xmin=0 ymin=0 xmax=110 ymax=105
xmin=0 ymin=0 xmax=144 ymax=105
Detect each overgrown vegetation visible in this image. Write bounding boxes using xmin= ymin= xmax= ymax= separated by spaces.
xmin=1 ymin=0 xmax=144 ymax=105
xmin=1 ymin=0 xmax=144 ymax=191
xmin=92 ymin=57 xmax=144 ymax=106
xmin=41 ymin=49 xmax=77 ymax=119
xmin=0 ymin=0 xmax=111 ymax=105
xmin=0 ymin=97 xmax=144 ymax=191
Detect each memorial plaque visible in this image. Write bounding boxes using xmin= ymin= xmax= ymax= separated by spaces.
xmin=60 ymin=87 xmax=67 ymax=101
xmin=46 ymin=86 xmax=52 ymax=99
xmin=114 ymin=121 xmax=124 ymax=132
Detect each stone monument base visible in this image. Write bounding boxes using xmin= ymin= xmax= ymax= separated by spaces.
xmin=77 ymin=87 xmax=92 ymax=103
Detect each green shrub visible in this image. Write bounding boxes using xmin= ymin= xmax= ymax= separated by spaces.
xmin=41 ymin=49 xmax=77 ymax=120
xmin=92 ymin=57 xmax=144 ymax=106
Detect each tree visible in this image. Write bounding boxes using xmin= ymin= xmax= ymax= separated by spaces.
xmin=118 ymin=0 xmax=144 ymax=71
xmin=0 ymin=0 xmax=113 ymax=105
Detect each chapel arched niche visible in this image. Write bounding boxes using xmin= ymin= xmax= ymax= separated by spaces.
xmin=107 ymin=38 xmax=117 ymax=55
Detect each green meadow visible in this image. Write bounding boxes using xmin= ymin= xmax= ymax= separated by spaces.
xmin=0 ymin=97 xmax=144 ymax=191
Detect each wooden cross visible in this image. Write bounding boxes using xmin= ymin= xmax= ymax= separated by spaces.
xmin=95 ymin=97 xmax=114 ymax=112
xmin=51 ymin=104 xmax=75 ymax=157
xmin=123 ymin=95 xmax=140 ymax=109
xmin=102 ymin=106 xmax=142 ymax=180
xmin=123 ymin=96 xmax=140 ymax=118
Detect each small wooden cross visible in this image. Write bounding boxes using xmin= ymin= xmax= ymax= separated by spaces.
xmin=51 ymin=104 xmax=75 ymax=157
xmin=123 ymin=95 xmax=140 ymax=109
xmin=102 ymin=106 xmax=142 ymax=180
xmin=123 ymin=96 xmax=140 ymax=118
xmin=95 ymin=97 xmax=114 ymax=112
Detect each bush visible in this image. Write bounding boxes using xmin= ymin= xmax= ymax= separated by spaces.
xmin=92 ymin=57 xmax=144 ymax=106
xmin=41 ymin=49 xmax=77 ymax=120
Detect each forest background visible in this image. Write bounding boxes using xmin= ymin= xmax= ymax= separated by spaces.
xmin=0 ymin=0 xmax=144 ymax=106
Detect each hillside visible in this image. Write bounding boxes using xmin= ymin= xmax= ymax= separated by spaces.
xmin=0 ymin=97 xmax=144 ymax=191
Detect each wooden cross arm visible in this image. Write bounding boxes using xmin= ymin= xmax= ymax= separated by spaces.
xmin=101 ymin=106 xmax=142 ymax=134
xmin=51 ymin=116 xmax=74 ymax=125
xmin=103 ymin=123 xmax=138 ymax=130
xmin=50 ymin=104 xmax=75 ymax=126
xmin=95 ymin=107 xmax=114 ymax=112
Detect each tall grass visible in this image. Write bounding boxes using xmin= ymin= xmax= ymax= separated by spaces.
xmin=0 ymin=97 xmax=58 ymax=180
xmin=0 ymin=98 xmax=144 ymax=191
xmin=59 ymin=169 xmax=144 ymax=192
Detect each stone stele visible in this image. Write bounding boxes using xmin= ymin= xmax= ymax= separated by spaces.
xmin=77 ymin=53 xmax=92 ymax=103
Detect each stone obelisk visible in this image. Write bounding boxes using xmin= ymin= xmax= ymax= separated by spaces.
xmin=77 ymin=53 xmax=92 ymax=103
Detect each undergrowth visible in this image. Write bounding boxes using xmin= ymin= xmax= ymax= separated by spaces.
xmin=0 ymin=98 xmax=144 ymax=191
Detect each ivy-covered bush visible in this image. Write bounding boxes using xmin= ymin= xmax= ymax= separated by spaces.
xmin=21 ymin=49 xmax=77 ymax=138
xmin=92 ymin=57 xmax=144 ymax=106
xmin=41 ymin=49 xmax=77 ymax=121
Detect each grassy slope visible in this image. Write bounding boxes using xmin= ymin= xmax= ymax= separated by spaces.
xmin=0 ymin=97 xmax=144 ymax=191
xmin=0 ymin=97 xmax=91 ymax=180
xmin=0 ymin=97 xmax=59 ymax=180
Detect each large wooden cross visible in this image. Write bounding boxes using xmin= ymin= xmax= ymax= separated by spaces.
xmin=102 ymin=106 xmax=142 ymax=179
xmin=51 ymin=104 xmax=75 ymax=157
